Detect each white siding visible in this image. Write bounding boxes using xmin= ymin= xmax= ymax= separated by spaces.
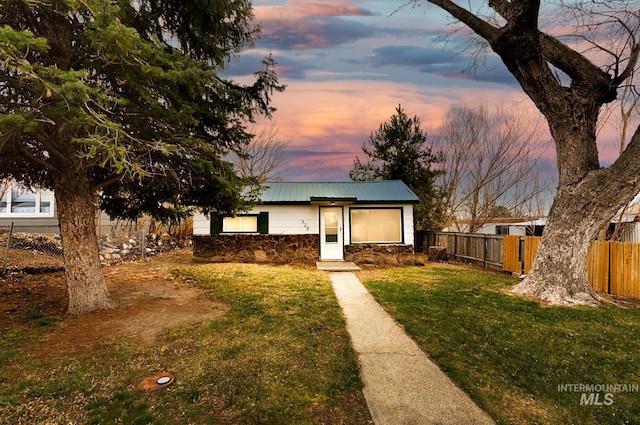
xmin=258 ymin=205 xmax=318 ymax=234
xmin=403 ymin=205 xmax=414 ymax=245
xmin=619 ymin=222 xmax=640 ymax=243
xmin=475 ymin=223 xmax=527 ymax=236
xmin=193 ymin=211 xmax=211 ymax=235
xmin=192 ymin=205 xmax=320 ymax=235
xmin=193 ymin=203 xmax=416 ymax=247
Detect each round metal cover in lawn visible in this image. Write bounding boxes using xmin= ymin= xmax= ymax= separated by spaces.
xmin=136 ymin=372 xmax=175 ymax=392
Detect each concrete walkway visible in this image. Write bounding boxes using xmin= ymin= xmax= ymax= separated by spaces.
xmin=330 ymin=272 xmax=495 ymax=425
xmin=317 ymin=261 xmax=361 ymax=272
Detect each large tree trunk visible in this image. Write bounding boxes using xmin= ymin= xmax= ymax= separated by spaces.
xmin=56 ymin=185 xmax=114 ymax=315
xmin=420 ymin=0 xmax=640 ymax=306
xmin=513 ymin=190 xmax=606 ymax=306
xmin=492 ymin=25 xmax=639 ymax=305
xmin=513 ymin=126 xmax=640 ymax=305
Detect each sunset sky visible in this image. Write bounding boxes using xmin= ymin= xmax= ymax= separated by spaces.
xmin=225 ymin=0 xmax=624 ymax=182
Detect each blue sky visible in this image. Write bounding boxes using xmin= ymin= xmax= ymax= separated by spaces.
xmin=224 ymin=0 xmax=577 ymax=181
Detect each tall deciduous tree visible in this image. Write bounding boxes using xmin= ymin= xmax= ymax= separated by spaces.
xmin=227 ymin=122 xmax=290 ymax=184
xmin=436 ymin=104 xmax=552 ymax=233
xmin=0 ymin=0 xmax=284 ymax=314
xmin=350 ymin=105 xmax=443 ymax=230
xmin=407 ymin=0 xmax=640 ymax=305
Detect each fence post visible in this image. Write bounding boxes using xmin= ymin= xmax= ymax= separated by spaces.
xmin=483 ymin=234 xmax=488 ymax=269
xmin=454 ymin=233 xmax=458 ymax=260
xmin=519 ymin=237 xmax=525 ymax=275
xmin=3 ymin=222 xmax=14 ymax=274
xmin=140 ymin=228 xmax=146 ymax=260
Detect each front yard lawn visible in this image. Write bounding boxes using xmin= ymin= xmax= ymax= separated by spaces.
xmin=359 ymin=263 xmax=640 ymax=425
xmin=0 ymin=262 xmax=372 ymax=424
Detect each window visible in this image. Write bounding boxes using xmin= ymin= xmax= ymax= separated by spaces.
xmin=496 ymin=225 xmax=509 ymax=235
xmin=11 ymin=189 xmax=36 ymax=213
xmin=223 ymin=215 xmax=258 ymax=233
xmin=40 ymin=200 xmax=51 ymax=214
xmin=0 ymin=184 xmax=54 ymax=216
xmin=324 ymin=211 xmax=339 ymax=243
xmin=351 ymin=208 xmax=402 ymax=243
xmin=0 ymin=192 xmax=7 ymax=213
xmin=210 ymin=212 xmax=269 ymax=235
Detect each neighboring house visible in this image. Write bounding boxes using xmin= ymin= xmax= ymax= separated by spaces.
xmin=0 ymin=181 xmax=58 ymax=232
xmin=607 ymin=215 xmax=640 ymax=242
xmin=443 ymin=217 xmax=546 ymax=236
xmin=0 ymin=180 xmax=146 ymax=236
xmin=192 ymin=180 xmax=419 ymax=265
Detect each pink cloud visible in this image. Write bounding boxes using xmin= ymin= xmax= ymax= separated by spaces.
xmin=256 ymin=1 xmax=374 ymax=19
xmin=253 ymin=2 xmax=375 ymax=51
xmin=290 ymin=0 xmax=375 ymax=17
xmin=255 ymin=79 xmax=546 ymax=180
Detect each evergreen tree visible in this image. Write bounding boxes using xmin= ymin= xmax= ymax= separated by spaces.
xmin=0 ymin=0 xmax=284 ymax=314
xmin=350 ymin=105 xmax=443 ymax=230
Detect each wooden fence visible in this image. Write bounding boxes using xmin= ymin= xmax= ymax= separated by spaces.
xmin=502 ymin=236 xmax=539 ymax=275
xmin=587 ymin=240 xmax=640 ymax=299
xmin=424 ymin=232 xmax=640 ymax=300
xmin=428 ymin=232 xmax=504 ymax=270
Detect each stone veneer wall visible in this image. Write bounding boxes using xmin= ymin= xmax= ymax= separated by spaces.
xmin=193 ymin=234 xmax=319 ymax=264
xmin=193 ymin=235 xmax=415 ymax=266
xmin=344 ymin=244 xmax=415 ymax=266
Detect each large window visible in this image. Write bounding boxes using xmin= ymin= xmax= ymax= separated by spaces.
xmin=11 ymin=189 xmax=36 ymax=213
xmin=0 ymin=184 xmax=54 ymax=216
xmin=350 ymin=208 xmax=402 ymax=243
xmin=223 ymin=215 xmax=258 ymax=233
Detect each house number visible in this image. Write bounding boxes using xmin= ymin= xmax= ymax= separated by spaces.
xmin=301 ymin=219 xmax=309 ymax=231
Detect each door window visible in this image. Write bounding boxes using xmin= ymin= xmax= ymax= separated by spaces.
xmin=325 ymin=211 xmax=339 ymax=243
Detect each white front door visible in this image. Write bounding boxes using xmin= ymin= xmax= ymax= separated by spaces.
xmin=320 ymin=207 xmax=344 ymax=260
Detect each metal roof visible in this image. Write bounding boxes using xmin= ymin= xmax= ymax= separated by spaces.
xmin=257 ymin=180 xmax=419 ymax=204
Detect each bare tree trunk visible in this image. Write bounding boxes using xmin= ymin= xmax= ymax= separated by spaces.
xmin=513 ymin=193 xmax=603 ymax=306
xmin=56 ymin=185 xmax=114 ymax=315
xmin=514 ymin=126 xmax=640 ymax=305
xmin=417 ymin=0 xmax=640 ymax=306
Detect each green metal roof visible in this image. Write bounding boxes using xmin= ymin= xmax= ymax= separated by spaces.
xmin=257 ymin=180 xmax=419 ymax=204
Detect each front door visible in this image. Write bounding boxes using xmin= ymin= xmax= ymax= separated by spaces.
xmin=320 ymin=207 xmax=344 ymax=260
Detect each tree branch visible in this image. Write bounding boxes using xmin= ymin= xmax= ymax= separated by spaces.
xmin=613 ymin=42 xmax=640 ymax=87
xmin=584 ymin=123 xmax=640 ymax=220
xmin=539 ymin=32 xmax=612 ymax=88
xmin=422 ymin=0 xmax=501 ymax=43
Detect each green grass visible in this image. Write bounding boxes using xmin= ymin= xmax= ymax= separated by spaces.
xmin=359 ymin=264 xmax=640 ymax=425
xmin=0 ymin=263 xmax=371 ymax=425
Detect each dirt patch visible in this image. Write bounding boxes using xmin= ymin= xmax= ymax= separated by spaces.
xmin=0 ymin=249 xmax=226 ymax=358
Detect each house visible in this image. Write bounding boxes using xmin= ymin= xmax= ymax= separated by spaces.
xmin=606 ymin=215 xmax=640 ymax=242
xmin=443 ymin=217 xmax=546 ymax=236
xmin=0 ymin=180 xmax=156 ymax=237
xmin=192 ymin=180 xmax=419 ymax=265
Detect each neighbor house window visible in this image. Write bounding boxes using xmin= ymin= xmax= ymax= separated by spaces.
xmin=223 ymin=215 xmax=258 ymax=233
xmin=11 ymin=189 xmax=36 ymax=213
xmin=351 ymin=208 xmax=402 ymax=243
xmin=0 ymin=184 xmax=54 ymax=216
xmin=0 ymin=192 xmax=7 ymax=213
xmin=495 ymin=225 xmax=509 ymax=235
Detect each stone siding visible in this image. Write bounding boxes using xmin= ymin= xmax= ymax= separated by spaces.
xmin=193 ymin=235 xmax=415 ymax=266
xmin=193 ymin=234 xmax=319 ymax=264
xmin=344 ymin=244 xmax=415 ymax=266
